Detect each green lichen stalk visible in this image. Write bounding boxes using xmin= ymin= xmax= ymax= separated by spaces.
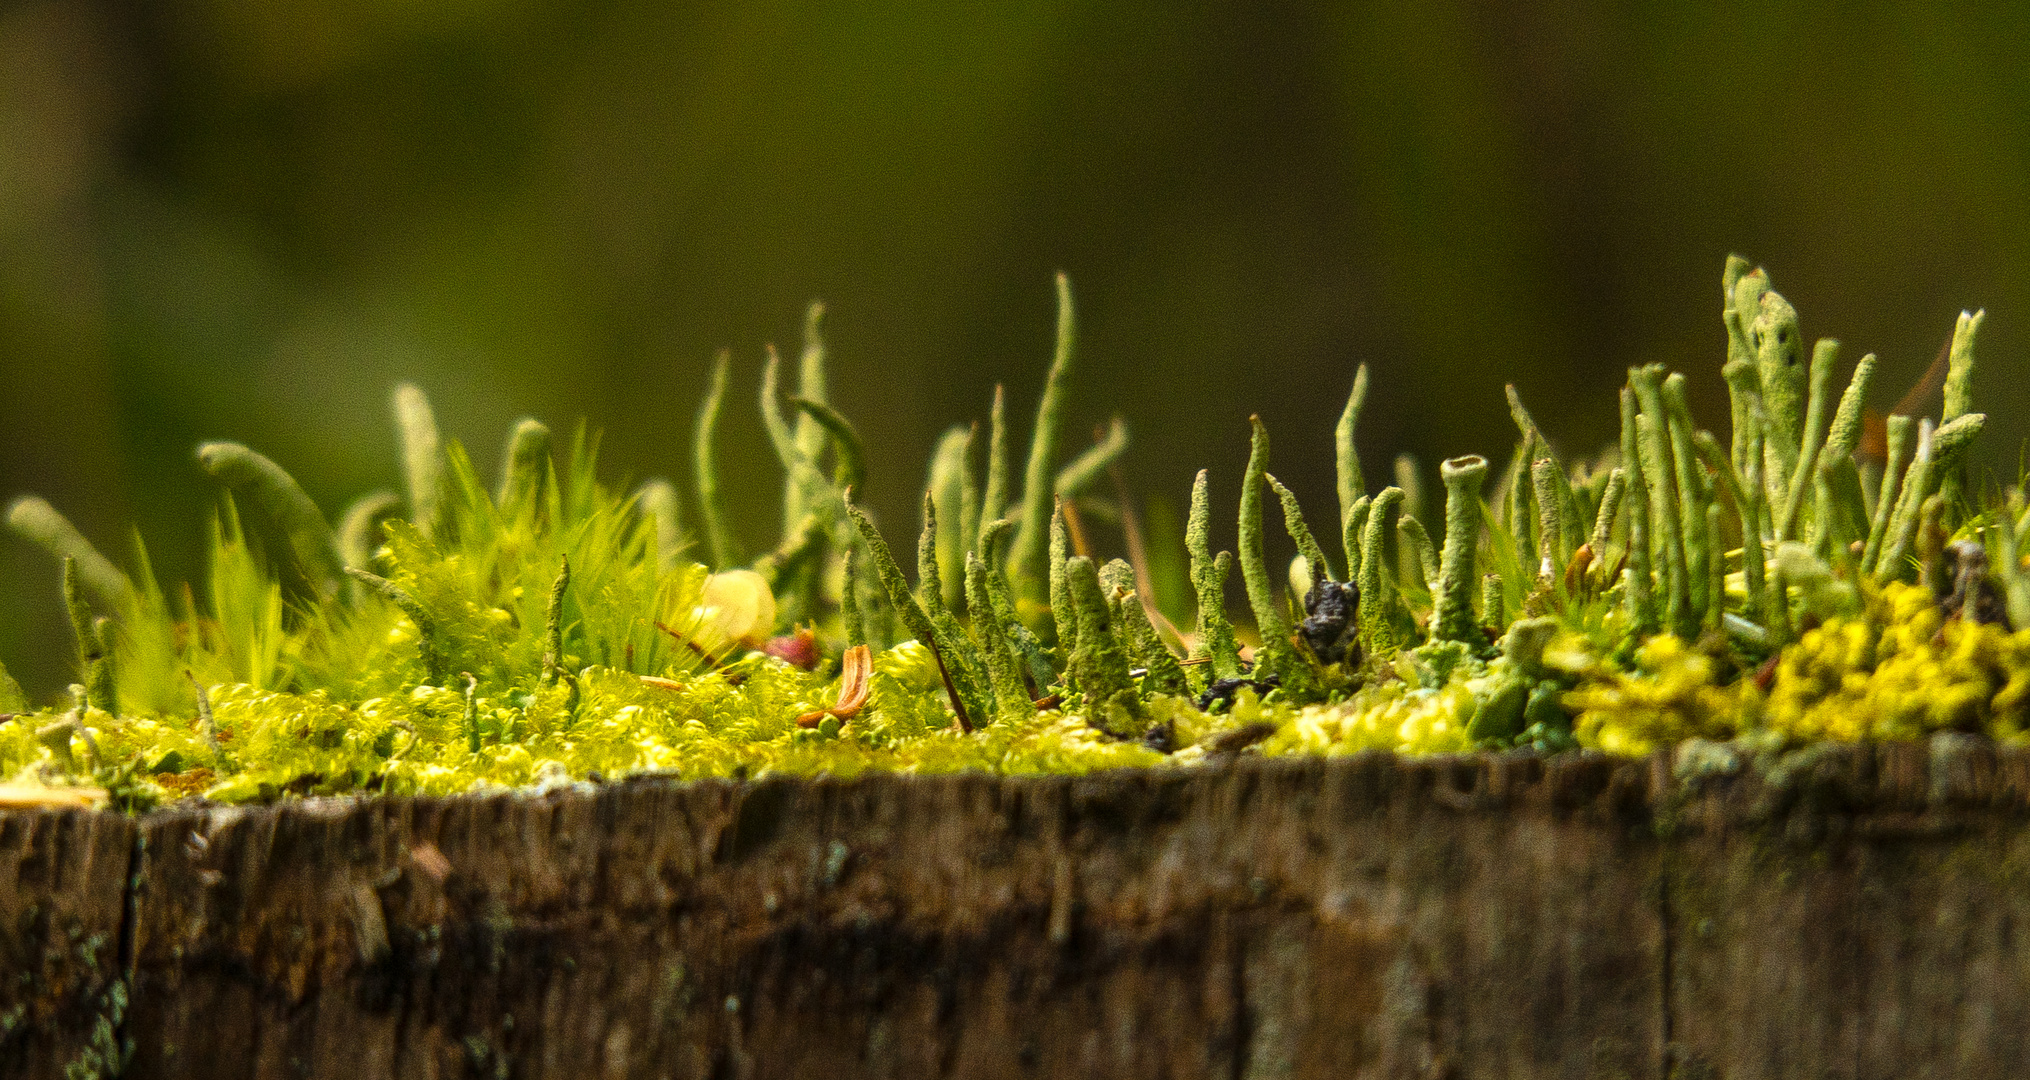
xmin=1007 ymin=273 xmax=1077 ymax=606
xmin=1064 ymin=556 xmax=1141 ymax=731
xmin=1358 ymin=487 xmax=1406 ymax=657
xmin=1237 ymin=417 xmax=1309 ymax=691
xmin=1336 ymin=364 xmax=1370 ymax=567
xmin=1185 ymin=471 xmax=1243 ymax=682
xmin=1432 ymin=456 xmax=1487 ymax=646
xmin=1099 ymin=559 xmax=1189 ymax=697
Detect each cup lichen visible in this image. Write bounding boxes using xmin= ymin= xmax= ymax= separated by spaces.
xmin=6 ymin=257 xmax=2030 ymax=810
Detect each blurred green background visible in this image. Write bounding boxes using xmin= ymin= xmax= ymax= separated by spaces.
xmin=5 ymin=0 xmax=2029 ymax=697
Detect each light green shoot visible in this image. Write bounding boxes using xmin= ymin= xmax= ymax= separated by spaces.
xmin=1266 ymin=474 xmax=1334 ymax=584
xmin=1335 ymin=363 xmax=1369 ymax=565
xmin=980 ymin=384 xmax=1011 ymax=530
xmin=1008 ymin=273 xmax=1077 ymax=604
xmin=392 ymin=383 xmax=443 ymax=539
xmin=1054 ymin=417 xmax=1129 ymax=500
xmin=693 ymin=350 xmax=744 ymax=571
xmin=196 ymin=441 xmax=345 ymax=599
xmin=6 ymin=496 xmax=132 ymax=612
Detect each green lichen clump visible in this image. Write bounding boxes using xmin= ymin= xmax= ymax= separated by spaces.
xmin=4 ymin=258 xmax=2029 ymax=810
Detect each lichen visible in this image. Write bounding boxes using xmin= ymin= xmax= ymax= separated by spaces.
xmin=5 ymin=259 xmax=2030 ymax=809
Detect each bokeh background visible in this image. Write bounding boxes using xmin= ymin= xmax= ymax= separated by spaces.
xmin=5 ymin=0 xmax=2029 ymax=697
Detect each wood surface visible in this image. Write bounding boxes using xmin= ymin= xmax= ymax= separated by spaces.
xmin=0 ymin=806 xmax=135 ymax=1078
xmin=3 ymin=743 xmax=2027 ymax=1079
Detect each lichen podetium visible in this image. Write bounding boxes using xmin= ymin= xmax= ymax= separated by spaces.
xmin=5 ymin=257 xmax=2030 ymax=811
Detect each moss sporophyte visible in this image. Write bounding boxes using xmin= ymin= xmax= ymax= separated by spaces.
xmin=5 ymin=258 xmax=2030 ymax=809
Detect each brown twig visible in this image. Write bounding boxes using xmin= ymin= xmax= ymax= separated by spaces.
xmin=927 ymin=639 xmax=974 ymax=733
xmin=1109 ymin=463 xmax=1192 ymax=650
xmin=1061 ymin=497 xmax=1092 ymax=560
xmin=655 ymin=620 xmax=736 ymax=671
xmin=1860 ymin=336 xmax=1952 ymax=463
xmin=1110 ymin=464 xmax=1157 ymax=601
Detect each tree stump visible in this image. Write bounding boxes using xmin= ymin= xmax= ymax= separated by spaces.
xmin=4 ymin=743 xmax=2028 ymax=1078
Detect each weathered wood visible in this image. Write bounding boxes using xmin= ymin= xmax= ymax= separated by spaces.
xmin=1665 ymin=739 xmax=2030 ymax=1080
xmin=0 ymin=808 xmax=135 ymax=1080
xmin=112 ymin=755 xmax=1664 ymax=1079
xmin=6 ymin=745 xmax=2030 ymax=1078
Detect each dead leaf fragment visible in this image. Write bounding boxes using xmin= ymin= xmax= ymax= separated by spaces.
xmin=798 ymin=644 xmax=872 ymax=728
xmin=0 ymin=782 xmax=107 ymax=809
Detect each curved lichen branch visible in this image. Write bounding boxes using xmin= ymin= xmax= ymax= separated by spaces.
xmin=980 ymin=384 xmax=1011 ymax=531
xmin=6 ymin=496 xmax=132 ymax=612
xmin=1266 ymin=474 xmax=1333 ymax=585
xmin=1007 ymin=272 xmax=1077 ymax=604
xmin=495 ymin=417 xmax=554 ymax=523
xmin=1238 ymin=417 xmax=1305 ymax=688
xmin=64 ymin=557 xmax=116 ymax=714
xmin=196 ymin=441 xmax=346 ymax=599
xmin=927 ymin=426 xmax=975 ymax=613
xmin=916 ymin=491 xmax=989 ymax=721
xmin=693 ymin=349 xmax=744 ymax=571
xmin=1356 ymin=486 xmax=1405 ymax=656
xmin=1054 ymin=417 xmax=1129 ymax=500
xmin=635 ymin=480 xmax=683 ymax=573
xmin=542 ymin=556 xmax=571 ymax=686
xmin=761 ymin=346 xmax=837 ymax=536
xmin=789 ymin=301 xmax=832 ymax=519
xmin=787 ymin=396 xmax=868 ymax=500
xmin=337 ymin=491 xmax=401 ymax=571
xmin=1335 ymin=363 xmax=1370 ymax=563
xmin=392 ymin=383 xmax=444 ymax=539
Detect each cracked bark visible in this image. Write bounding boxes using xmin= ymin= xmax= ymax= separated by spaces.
xmin=3 ymin=744 xmax=2028 ymax=1079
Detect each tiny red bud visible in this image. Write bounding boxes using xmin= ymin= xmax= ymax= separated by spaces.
xmin=765 ymin=627 xmax=821 ymax=670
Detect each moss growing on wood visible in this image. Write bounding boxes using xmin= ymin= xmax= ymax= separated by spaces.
xmin=4 ymin=258 xmax=2030 ymax=810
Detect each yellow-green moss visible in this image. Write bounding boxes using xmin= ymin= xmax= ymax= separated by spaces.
xmin=1560 ymin=582 xmax=2030 ymax=756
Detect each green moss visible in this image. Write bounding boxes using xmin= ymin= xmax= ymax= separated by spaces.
xmin=6 ymin=258 xmax=2030 ymax=808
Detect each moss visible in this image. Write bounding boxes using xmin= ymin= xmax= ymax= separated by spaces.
xmin=61 ymin=978 xmax=130 ymax=1080
xmin=5 ymin=258 xmax=2030 ymax=807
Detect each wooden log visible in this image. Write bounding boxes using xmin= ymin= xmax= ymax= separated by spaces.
xmin=112 ymin=755 xmax=1663 ymax=1079
xmin=0 ymin=808 xmax=135 ymax=1080
xmin=1664 ymin=738 xmax=2030 ymax=1079
xmin=5 ymin=744 xmax=2030 ymax=1078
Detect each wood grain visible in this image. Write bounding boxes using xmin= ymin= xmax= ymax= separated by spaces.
xmin=0 ymin=807 xmax=135 ymax=1079
xmin=5 ymin=744 xmax=2028 ymax=1078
